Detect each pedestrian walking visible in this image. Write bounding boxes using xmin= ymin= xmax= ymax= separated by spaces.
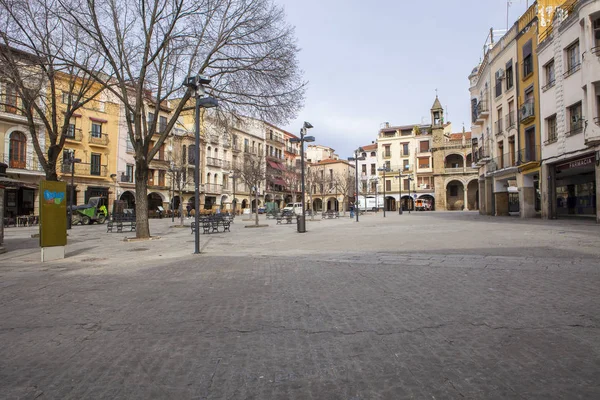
xmin=186 ymin=203 xmax=192 ymax=218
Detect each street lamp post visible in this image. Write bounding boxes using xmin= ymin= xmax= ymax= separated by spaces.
xmin=407 ymin=176 xmax=413 ymax=214
xmin=398 ymin=171 xmax=403 ymax=215
xmin=183 ymin=75 xmax=218 ymax=254
xmin=348 ymin=148 xmax=365 ymax=222
xmin=229 ymin=171 xmax=238 ymax=215
xmin=67 ymin=155 xmax=81 ymax=230
xmin=377 ymin=167 xmax=389 ymax=217
xmin=289 ymin=122 xmax=314 ymax=233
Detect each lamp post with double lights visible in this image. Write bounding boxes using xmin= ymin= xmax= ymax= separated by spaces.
xmin=67 ymin=155 xmax=81 ymax=230
xmin=289 ymin=121 xmax=314 ymax=233
xmin=377 ymin=166 xmax=389 ymax=217
xmin=183 ymin=75 xmax=218 ymax=254
xmin=347 ymin=147 xmax=365 ymax=222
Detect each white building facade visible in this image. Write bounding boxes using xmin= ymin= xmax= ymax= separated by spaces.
xmin=539 ymin=0 xmax=600 ymax=221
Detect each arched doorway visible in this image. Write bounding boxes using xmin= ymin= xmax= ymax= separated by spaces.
xmin=466 ymin=180 xmax=479 ymax=210
xmin=446 ymin=180 xmax=465 ymax=210
xmin=385 ymin=196 xmax=396 ymax=211
xmin=251 ymin=198 xmax=261 ymax=212
xmin=172 ymin=195 xmax=181 ymax=211
xmin=119 ymin=191 xmax=136 ymax=209
xmin=445 ymin=154 xmax=465 ymax=170
xmin=147 ymin=192 xmax=164 ymax=213
xmin=9 ymin=131 xmax=27 ymax=169
xmin=313 ymin=198 xmax=323 ymax=212
xmin=418 ymin=194 xmax=435 ymax=211
xmin=401 ymin=195 xmax=414 ymax=211
xmin=220 ymin=195 xmax=228 ymax=210
xmin=326 ymin=197 xmax=338 ymax=211
xmin=241 ymin=199 xmax=248 ymax=210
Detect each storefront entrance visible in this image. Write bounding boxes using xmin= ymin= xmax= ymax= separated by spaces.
xmin=554 ymin=155 xmax=596 ymax=218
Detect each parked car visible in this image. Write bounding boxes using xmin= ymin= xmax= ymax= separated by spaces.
xmin=282 ymin=202 xmax=302 ymax=214
xmin=415 ymin=199 xmax=432 ymax=211
xmin=257 ymin=206 xmax=266 ymax=214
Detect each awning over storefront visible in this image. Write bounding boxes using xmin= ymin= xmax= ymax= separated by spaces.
xmin=267 ymin=160 xmax=286 ymax=171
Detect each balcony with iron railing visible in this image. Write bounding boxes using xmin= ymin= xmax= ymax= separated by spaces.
xmin=285 ymin=146 xmax=299 ymax=155
xmin=267 ymin=135 xmax=285 ymax=145
xmin=207 ymin=157 xmax=222 ymax=167
xmin=519 ymin=102 xmax=535 ymax=123
xmin=1 ymin=153 xmax=43 ymax=172
xmin=563 ymin=62 xmax=581 ymax=79
xmin=89 ymin=132 xmax=109 ymax=146
xmin=417 ymin=147 xmax=431 ymax=154
xmin=204 ymin=183 xmax=222 ymax=194
xmin=60 ymin=162 xmax=108 ymax=177
xmin=494 ymin=119 xmax=504 ymax=136
xmin=516 ymin=145 xmax=540 ymax=165
xmin=474 ymin=147 xmax=491 ymax=165
xmin=382 ymin=152 xmax=392 ymax=159
xmin=505 ymin=112 xmax=516 ymax=130
xmin=64 ymin=127 xmax=83 ymax=142
xmin=541 ymin=79 xmax=556 ymax=92
xmin=565 ymin=120 xmax=583 ymax=137
xmin=488 ymin=151 xmax=517 ymax=173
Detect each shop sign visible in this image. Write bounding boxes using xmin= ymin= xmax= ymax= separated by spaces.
xmin=556 ymin=155 xmax=594 ymax=171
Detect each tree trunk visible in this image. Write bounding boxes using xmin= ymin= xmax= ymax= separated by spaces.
xmin=134 ymin=161 xmax=150 ymax=238
xmin=45 ymin=158 xmax=59 ymax=181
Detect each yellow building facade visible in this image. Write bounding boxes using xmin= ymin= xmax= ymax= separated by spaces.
xmin=55 ymin=78 xmax=120 ymax=210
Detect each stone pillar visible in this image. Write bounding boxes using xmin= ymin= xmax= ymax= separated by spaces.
xmin=478 ymin=180 xmax=485 ymax=215
xmin=495 ymin=192 xmax=509 ymax=216
xmin=463 ymin=186 xmax=469 ymax=210
xmin=494 ymin=180 xmax=509 ymax=216
xmin=596 ymin=160 xmax=600 ymax=223
xmin=485 ymin=178 xmax=494 ymax=215
xmin=518 ymin=173 xmax=536 ymax=218
xmin=540 ymin=164 xmax=552 ymax=220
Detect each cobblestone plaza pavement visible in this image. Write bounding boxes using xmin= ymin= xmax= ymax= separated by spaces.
xmin=1 ymin=212 xmax=599 ymax=399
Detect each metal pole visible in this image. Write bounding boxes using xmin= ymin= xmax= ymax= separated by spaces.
xmin=68 ymin=158 xmax=74 ymax=229
xmin=355 ymin=154 xmax=359 ymax=222
xmin=232 ymin=175 xmax=236 ymax=216
xmin=399 ymin=172 xmax=403 ymax=215
xmin=383 ymin=169 xmax=386 ymax=218
xmin=408 ymin=178 xmax=412 ymax=214
xmin=171 ymin=169 xmax=175 ymax=222
xmin=299 ymin=128 xmax=306 ymax=232
xmin=194 ymin=89 xmax=201 ymax=254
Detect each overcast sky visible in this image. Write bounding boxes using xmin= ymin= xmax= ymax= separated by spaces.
xmin=276 ymin=0 xmax=530 ymax=159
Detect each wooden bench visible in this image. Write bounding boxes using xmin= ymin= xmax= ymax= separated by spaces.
xmin=107 ymin=214 xmax=136 ymax=233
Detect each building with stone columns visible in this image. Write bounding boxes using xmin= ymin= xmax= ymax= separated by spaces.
xmin=431 ymin=97 xmax=479 ymax=211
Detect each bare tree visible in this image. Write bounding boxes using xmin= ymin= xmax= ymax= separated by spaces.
xmin=0 ymin=0 xmax=110 ymax=180
xmin=282 ymin=163 xmax=300 ymax=204
xmin=51 ymin=0 xmax=305 ymax=238
xmin=334 ymin=171 xmax=354 ymax=216
xmin=232 ymin=152 xmax=265 ymax=226
xmin=166 ymin=131 xmax=194 ymax=226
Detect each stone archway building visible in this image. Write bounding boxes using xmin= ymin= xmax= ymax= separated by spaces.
xmin=430 ymin=97 xmax=480 ymax=211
